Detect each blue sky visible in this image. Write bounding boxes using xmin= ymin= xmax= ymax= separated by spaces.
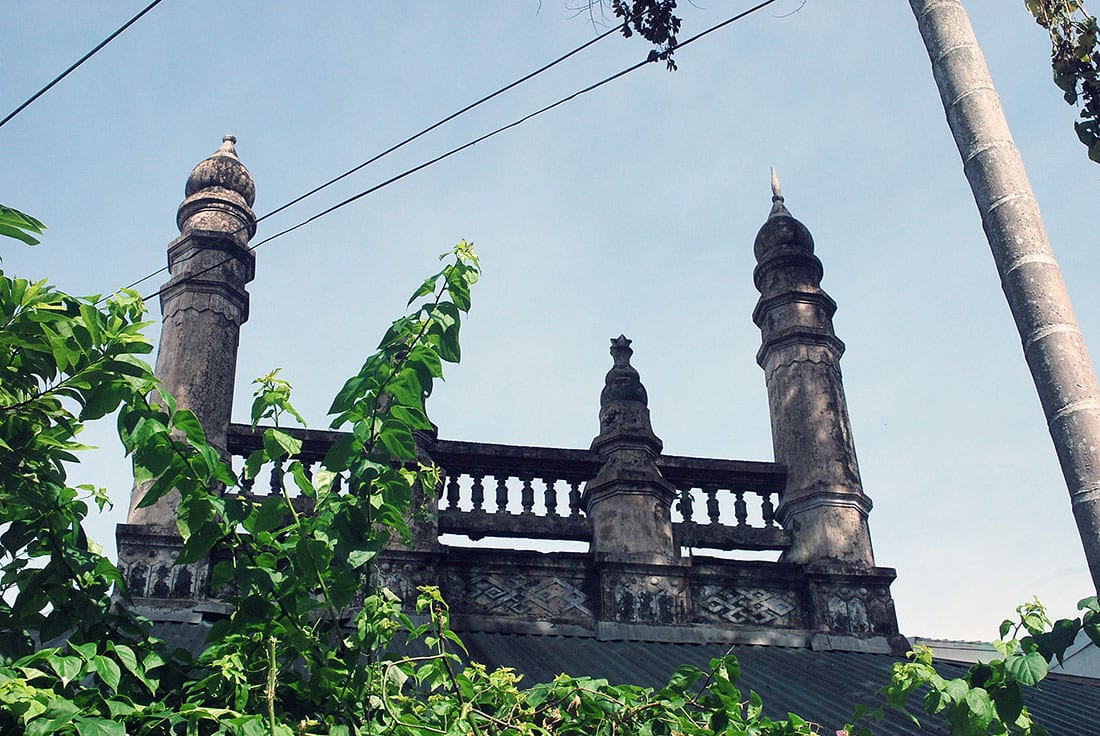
xmin=3 ymin=1 xmax=1099 ymax=641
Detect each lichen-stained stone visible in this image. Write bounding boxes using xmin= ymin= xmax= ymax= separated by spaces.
xmin=127 ymin=136 xmax=257 ymax=525
xmin=752 ymin=175 xmax=876 ymax=570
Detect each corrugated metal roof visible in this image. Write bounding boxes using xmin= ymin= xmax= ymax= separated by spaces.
xmin=150 ymin=622 xmax=1100 ymax=736
xmin=458 ymin=632 xmax=1100 ymax=736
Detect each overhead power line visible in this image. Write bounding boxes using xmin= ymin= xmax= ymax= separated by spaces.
xmin=132 ymin=0 xmax=782 ymax=305
xmin=0 ymin=0 xmax=167 ymax=130
xmin=122 ymin=12 xmax=641 ymax=293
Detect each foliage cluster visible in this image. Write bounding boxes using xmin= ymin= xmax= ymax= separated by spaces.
xmin=848 ymin=598 xmax=1100 ymax=736
xmin=610 ymin=0 xmax=682 ymax=70
xmin=0 ymin=210 xmax=1096 ymax=735
xmin=1026 ymin=0 xmax=1100 ymax=162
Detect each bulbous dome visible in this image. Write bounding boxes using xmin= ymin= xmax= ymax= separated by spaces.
xmin=601 ymin=335 xmax=648 ymax=406
xmin=753 ymin=198 xmax=815 ymax=261
xmin=753 ymin=168 xmax=814 ymax=260
xmin=185 ymin=135 xmax=256 ymax=207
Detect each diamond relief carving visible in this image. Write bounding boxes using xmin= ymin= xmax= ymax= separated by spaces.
xmin=447 ymin=571 xmax=592 ymax=620
xmin=697 ymin=585 xmax=800 ymax=627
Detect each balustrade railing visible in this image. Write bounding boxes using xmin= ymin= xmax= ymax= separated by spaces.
xmin=226 ymin=423 xmax=791 ymax=552
xmin=661 ymin=455 xmax=790 ymax=551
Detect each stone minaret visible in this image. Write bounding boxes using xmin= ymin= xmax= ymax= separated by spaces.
xmin=752 ymin=172 xmax=875 ymax=569
xmin=127 ymin=136 xmax=257 ymax=525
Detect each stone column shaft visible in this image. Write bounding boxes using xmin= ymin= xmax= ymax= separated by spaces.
xmin=127 ymin=136 xmax=257 ymax=525
xmin=753 ymin=185 xmax=875 ymax=569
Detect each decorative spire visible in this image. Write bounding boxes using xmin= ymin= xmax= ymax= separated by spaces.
xmin=177 ymin=135 xmax=258 ymax=241
xmin=754 ymin=171 xmax=812 ymax=259
xmin=767 ymin=166 xmax=792 ymax=220
xmin=583 ymin=336 xmax=675 ymax=564
xmin=601 ymin=335 xmax=648 ymax=407
xmin=183 ymin=134 xmax=256 ymax=208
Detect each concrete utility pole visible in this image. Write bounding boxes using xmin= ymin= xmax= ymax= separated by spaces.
xmin=911 ymin=0 xmax=1100 ymax=593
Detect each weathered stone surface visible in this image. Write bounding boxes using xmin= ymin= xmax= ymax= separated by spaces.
xmin=115 ymin=524 xmax=208 ymax=604
xmin=582 ymin=336 xmax=678 ymax=564
xmin=116 ymin=154 xmax=904 ymax=650
xmin=753 ymin=188 xmax=876 ymax=569
xmin=127 ymin=137 xmax=257 ymax=525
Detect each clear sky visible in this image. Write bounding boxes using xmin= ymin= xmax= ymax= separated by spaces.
xmin=3 ymin=1 xmax=1099 ymax=642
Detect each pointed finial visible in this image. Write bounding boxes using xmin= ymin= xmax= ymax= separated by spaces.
xmin=216 ymin=134 xmax=240 ymax=159
xmin=610 ymin=334 xmax=633 ymax=366
xmin=182 ymin=134 xmax=256 ymax=214
xmin=767 ymin=167 xmax=791 ymax=220
xmin=601 ymin=335 xmax=647 ymax=406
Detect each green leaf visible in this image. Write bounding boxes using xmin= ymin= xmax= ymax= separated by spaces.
xmin=407 ymin=274 xmax=440 ymax=306
xmin=47 ymin=654 xmax=83 ymax=686
xmin=0 ymin=204 xmax=46 ymax=245
xmin=173 ymin=409 xmax=207 ymax=445
xmin=289 ymin=460 xmax=317 ymax=499
xmin=661 ymin=664 xmax=704 ymax=695
xmin=27 ymin=698 xmax=79 ymax=736
xmin=323 ymin=433 xmax=357 ymax=471
xmin=74 ymin=717 xmax=126 ymax=736
xmin=243 ymin=448 xmax=267 ymax=481
xmin=964 ymin=687 xmax=995 ymax=729
xmin=390 ymin=404 xmax=432 ymax=431
xmin=1035 ymin=618 xmax=1081 ymax=664
xmin=92 ymin=654 xmax=121 ymax=692
xmin=943 ymin=678 xmax=969 ymax=703
xmin=378 ymin=420 xmax=417 ymax=460
xmin=176 ymin=520 xmax=225 ymax=564
xmin=263 ymin=428 xmax=301 ymax=461
xmin=991 ymin=681 xmax=1024 ymax=726
xmin=71 ymin=642 xmax=97 ymax=661
xmin=251 ymin=496 xmax=289 ymax=533
xmin=1005 ymin=651 xmax=1048 ymax=687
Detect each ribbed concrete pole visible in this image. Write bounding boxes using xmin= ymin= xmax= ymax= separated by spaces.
xmin=911 ymin=0 xmax=1100 ymax=593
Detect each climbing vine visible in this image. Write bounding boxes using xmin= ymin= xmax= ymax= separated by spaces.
xmin=0 ymin=227 xmax=1096 ymax=733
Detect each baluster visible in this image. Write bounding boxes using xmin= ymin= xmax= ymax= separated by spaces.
xmin=761 ymin=492 xmax=776 ymax=527
xmin=705 ymin=485 xmax=720 ymax=524
xmin=679 ymin=486 xmax=694 ymax=523
xmin=520 ymin=476 xmax=534 ymax=515
xmin=543 ymin=478 xmax=557 ymax=516
xmin=240 ymin=472 xmax=255 ymax=496
xmin=495 ymin=477 xmax=509 ymax=513
xmin=734 ymin=490 xmax=748 ymax=526
xmin=471 ymin=475 xmax=485 ymax=512
xmin=270 ymin=463 xmax=284 ymax=497
xmin=333 ymin=474 xmax=344 ymax=494
xmin=446 ymin=473 xmax=461 ymax=510
xmin=302 ymin=461 xmax=313 ymax=480
xmin=568 ymin=480 xmax=582 ymax=517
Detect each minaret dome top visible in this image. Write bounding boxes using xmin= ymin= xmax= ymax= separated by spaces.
xmin=184 ymin=134 xmax=256 ymax=207
xmin=753 ymin=168 xmax=814 ymax=261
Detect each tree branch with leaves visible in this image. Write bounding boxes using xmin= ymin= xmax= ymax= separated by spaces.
xmin=1026 ymin=0 xmax=1100 ymax=162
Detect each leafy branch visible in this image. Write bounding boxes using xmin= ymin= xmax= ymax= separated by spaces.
xmin=1026 ymin=0 xmax=1100 ymax=162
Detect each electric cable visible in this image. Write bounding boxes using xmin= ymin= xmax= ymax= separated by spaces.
xmin=130 ymin=0 xmax=782 ymax=305
xmin=120 ymin=12 xmax=644 ymax=293
xmin=1 ymin=0 xmax=167 ymax=130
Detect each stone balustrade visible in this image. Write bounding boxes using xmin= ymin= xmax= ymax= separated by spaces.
xmin=225 ymin=423 xmax=791 ymax=553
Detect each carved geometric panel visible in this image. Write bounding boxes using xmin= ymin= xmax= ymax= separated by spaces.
xmin=695 ymin=585 xmax=801 ymax=627
xmin=444 ymin=571 xmax=592 ymax=621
